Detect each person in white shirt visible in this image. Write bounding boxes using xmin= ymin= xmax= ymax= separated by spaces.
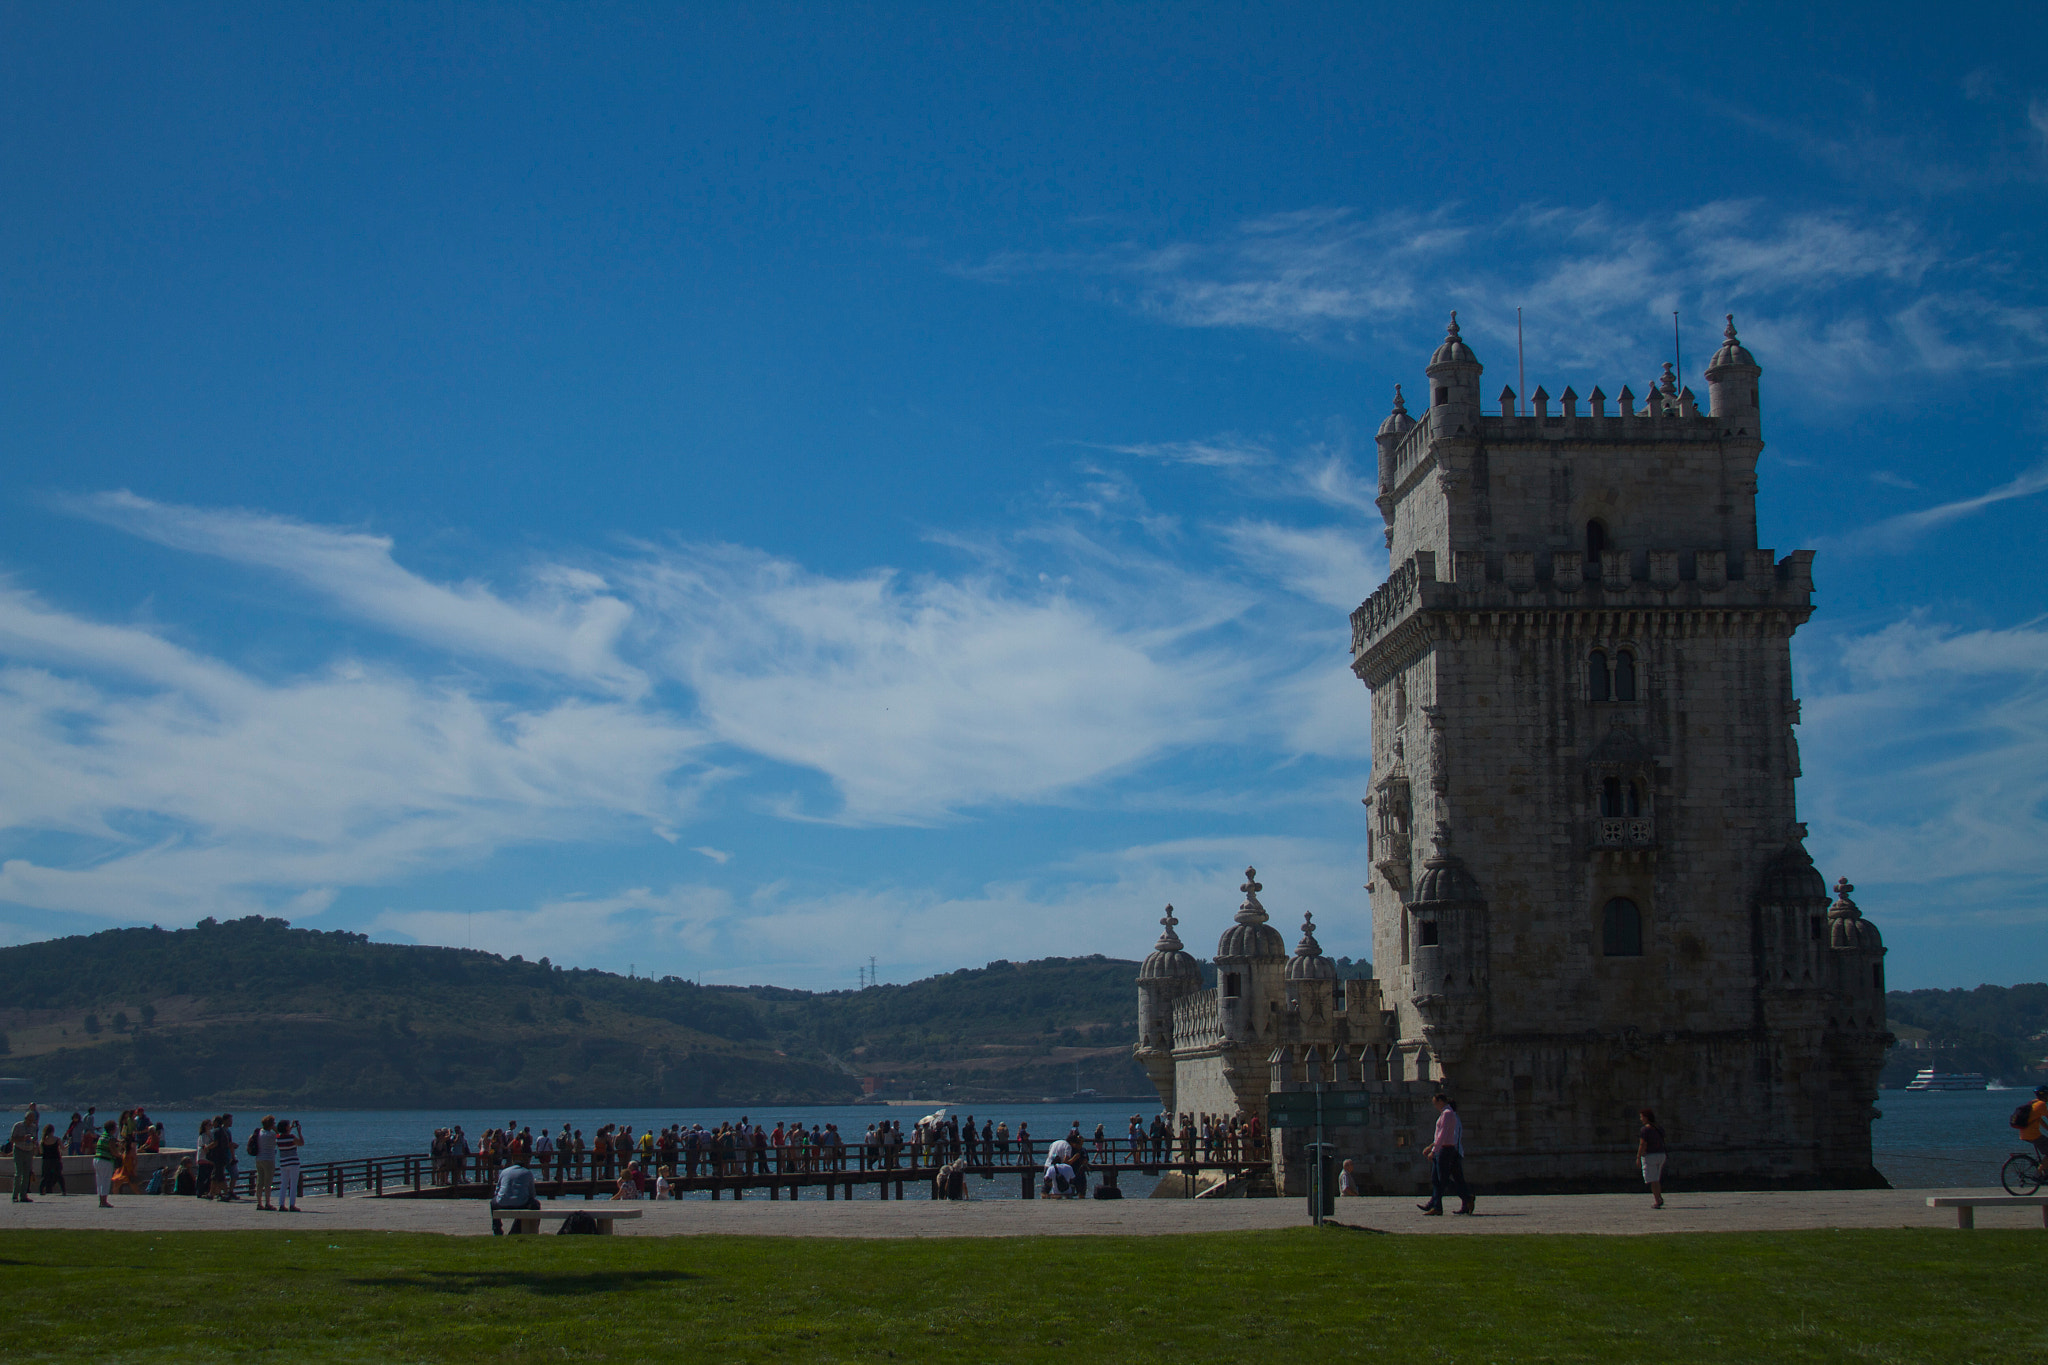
xmin=533 ymin=1127 xmax=555 ymax=1183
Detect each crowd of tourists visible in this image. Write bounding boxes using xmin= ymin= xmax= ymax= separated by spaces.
xmin=438 ymin=1108 xmax=1268 ymax=1201
xmin=3 ymin=1103 xmax=309 ymax=1210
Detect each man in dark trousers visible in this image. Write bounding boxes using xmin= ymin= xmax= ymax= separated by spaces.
xmin=1418 ymin=1093 xmax=1474 ymax=1216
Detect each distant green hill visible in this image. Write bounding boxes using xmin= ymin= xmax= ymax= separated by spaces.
xmin=0 ymin=917 xmax=1156 ymax=1109
xmin=1881 ymin=983 xmax=2048 ymax=1089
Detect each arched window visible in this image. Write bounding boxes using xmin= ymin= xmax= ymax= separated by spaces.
xmin=1586 ymin=519 xmax=1607 ymax=559
xmin=1600 ymin=777 xmax=1623 ymax=817
xmin=1602 ymin=898 xmax=1643 ymax=956
xmin=1625 ymin=781 xmax=1642 ymax=817
xmin=1223 ymin=973 xmax=1241 ymax=999
xmin=1615 ymin=649 xmax=1637 ymax=701
xmin=1589 ymin=649 xmax=1610 ymax=702
xmin=1434 ymin=386 xmax=1449 ymax=406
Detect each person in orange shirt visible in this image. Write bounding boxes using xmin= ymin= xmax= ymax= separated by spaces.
xmin=2022 ymin=1086 xmax=2048 ymax=1167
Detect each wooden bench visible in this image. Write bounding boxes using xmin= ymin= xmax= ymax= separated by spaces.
xmin=1925 ymin=1196 xmax=2048 ymax=1229
xmin=492 ymin=1205 xmax=644 ymax=1235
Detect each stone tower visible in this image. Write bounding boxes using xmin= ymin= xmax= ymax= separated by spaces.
xmin=1349 ymin=314 xmax=1890 ymax=1189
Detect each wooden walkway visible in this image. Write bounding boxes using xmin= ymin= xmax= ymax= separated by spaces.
xmin=250 ymin=1146 xmax=1262 ymax=1202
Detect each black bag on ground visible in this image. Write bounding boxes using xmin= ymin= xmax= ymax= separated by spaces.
xmin=556 ymin=1211 xmax=600 ymax=1234
xmin=2010 ymin=1103 xmax=2035 ymax=1130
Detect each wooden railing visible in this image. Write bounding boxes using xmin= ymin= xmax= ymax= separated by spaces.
xmin=199 ymin=1137 xmax=1267 ymax=1200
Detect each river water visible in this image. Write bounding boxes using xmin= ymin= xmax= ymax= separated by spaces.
xmin=63 ymin=1089 xmax=2031 ymax=1198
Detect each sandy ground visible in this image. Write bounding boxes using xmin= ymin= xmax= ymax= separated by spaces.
xmin=0 ymin=1187 xmax=2041 ymax=1237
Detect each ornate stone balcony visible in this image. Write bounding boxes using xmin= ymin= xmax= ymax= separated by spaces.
xmin=1596 ymin=817 xmax=1655 ymax=847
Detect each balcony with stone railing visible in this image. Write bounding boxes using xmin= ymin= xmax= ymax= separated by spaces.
xmin=1170 ymin=991 xmax=1223 ymax=1051
xmin=1595 ymin=817 xmax=1655 ymax=848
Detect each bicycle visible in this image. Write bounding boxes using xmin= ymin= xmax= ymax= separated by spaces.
xmin=1999 ymin=1151 xmax=2045 ymax=1196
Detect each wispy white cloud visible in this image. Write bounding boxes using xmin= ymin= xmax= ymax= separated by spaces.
xmin=1220 ymin=521 xmax=1384 ymax=612
xmin=1080 ymin=435 xmax=1274 ymax=469
xmin=972 ymin=200 xmax=2048 ymax=393
xmin=626 ymin=541 xmax=1256 ymax=823
xmin=66 ymin=491 xmax=647 ymax=696
xmin=0 ymin=491 xmax=1383 ymax=931
xmin=0 ymin=581 xmax=713 ymax=923
xmin=1800 ymin=616 xmax=2048 ymax=922
xmin=376 ymin=834 xmax=1371 ymax=987
xmin=1848 ymin=461 xmax=2048 ymax=550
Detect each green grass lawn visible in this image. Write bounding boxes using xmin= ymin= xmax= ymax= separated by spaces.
xmin=0 ymin=1227 xmax=2034 ymax=1362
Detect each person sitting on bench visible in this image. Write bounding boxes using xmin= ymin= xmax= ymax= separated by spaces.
xmin=491 ymin=1156 xmax=539 ymax=1235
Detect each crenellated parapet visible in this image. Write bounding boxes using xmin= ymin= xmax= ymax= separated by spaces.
xmin=1350 ymin=547 xmax=1816 ymax=683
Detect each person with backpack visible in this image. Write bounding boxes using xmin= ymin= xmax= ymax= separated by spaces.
xmin=2012 ymin=1086 xmax=2048 ymax=1169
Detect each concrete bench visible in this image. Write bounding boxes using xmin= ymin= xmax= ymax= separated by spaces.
xmin=492 ymin=1205 xmax=644 ymax=1235
xmin=1926 ymin=1196 xmax=2048 ymax=1229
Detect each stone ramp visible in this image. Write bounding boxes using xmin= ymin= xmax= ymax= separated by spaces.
xmin=0 ymin=1188 xmax=2037 ymax=1237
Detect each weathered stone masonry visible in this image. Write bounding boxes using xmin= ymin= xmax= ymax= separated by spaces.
xmin=1140 ymin=315 xmax=1890 ymax=1193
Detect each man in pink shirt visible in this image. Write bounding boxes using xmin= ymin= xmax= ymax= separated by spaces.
xmin=1418 ymin=1093 xmax=1474 ymax=1216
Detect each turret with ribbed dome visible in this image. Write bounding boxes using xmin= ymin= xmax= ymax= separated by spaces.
xmin=1826 ymin=878 xmax=1883 ymax=952
xmin=1284 ymin=911 xmax=1336 ymax=981
xmin=1139 ymin=905 xmax=1201 ymax=981
xmin=1216 ymin=867 xmax=1287 ymax=961
xmin=1704 ymin=313 xmax=1762 ymax=433
xmin=1423 ymin=311 xmax=1482 ymax=412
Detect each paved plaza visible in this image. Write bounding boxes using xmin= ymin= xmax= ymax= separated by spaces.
xmin=0 ymin=1187 xmax=2038 ymax=1237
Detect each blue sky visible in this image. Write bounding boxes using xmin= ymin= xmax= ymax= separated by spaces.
xmin=1 ymin=3 xmax=2043 ymax=989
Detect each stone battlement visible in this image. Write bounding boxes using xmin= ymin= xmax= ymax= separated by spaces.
xmin=1350 ymin=547 xmax=1814 ymax=659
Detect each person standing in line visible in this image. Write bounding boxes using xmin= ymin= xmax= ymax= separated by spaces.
xmin=40 ymin=1123 xmax=66 ymax=1195
xmin=92 ymin=1119 xmax=118 ymax=1207
xmin=534 ymin=1125 xmax=554 ymax=1183
xmin=8 ymin=1105 xmax=36 ymax=1202
xmin=194 ymin=1118 xmax=214 ymax=1198
xmin=274 ymin=1119 xmax=304 ymax=1211
xmin=212 ymin=1116 xmax=240 ymax=1201
xmin=255 ymin=1117 xmax=278 ymax=1210
xmin=1418 ymin=1093 xmax=1473 ymax=1216
xmin=1637 ymin=1109 xmax=1667 ymax=1210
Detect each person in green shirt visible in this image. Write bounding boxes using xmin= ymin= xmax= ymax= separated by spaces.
xmin=93 ymin=1121 xmax=118 ymax=1208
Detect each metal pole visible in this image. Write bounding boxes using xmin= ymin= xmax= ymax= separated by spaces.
xmin=1310 ymin=1083 xmax=1325 ymax=1227
xmin=1517 ymin=308 xmax=1525 ymax=416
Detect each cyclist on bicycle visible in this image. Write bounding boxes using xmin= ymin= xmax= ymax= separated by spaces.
xmin=2024 ymin=1086 xmax=2048 ymax=1164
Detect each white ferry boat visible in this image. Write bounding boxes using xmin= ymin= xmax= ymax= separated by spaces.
xmin=1904 ymin=1069 xmax=1989 ymax=1091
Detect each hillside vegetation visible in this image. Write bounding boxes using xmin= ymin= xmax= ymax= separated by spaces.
xmin=0 ymin=917 xmax=1151 ymax=1108
xmin=1882 ymin=983 xmax=2048 ymax=1088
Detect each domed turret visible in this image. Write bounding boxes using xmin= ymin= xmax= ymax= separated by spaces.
xmin=1216 ymin=867 xmax=1287 ymax=960
xmin=1708 ymin=313 xmax=1756 ymax=371
xmin=1429 ymin=312 xmax=1477 ymax=368
xmin=1376 ymin=384 xmax=1416 ymax=440
xmin=1423 ymin=312 xmax=1483 ymax=412
xmin=1704 ymin=313 xmax=1762 ymax=431
xmin=1139 ymin=906 xmax=1201 ymax=982
xmin=1758 ymin=842 xmax=1829 ymax=907
xmin=1412 ymin=850 xmax=1483 ymax=906
xmin=1284 ymin=912 xmax=1337 ymax=981
xmin=1827 ymin=878 xmax=1883 ymax=951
